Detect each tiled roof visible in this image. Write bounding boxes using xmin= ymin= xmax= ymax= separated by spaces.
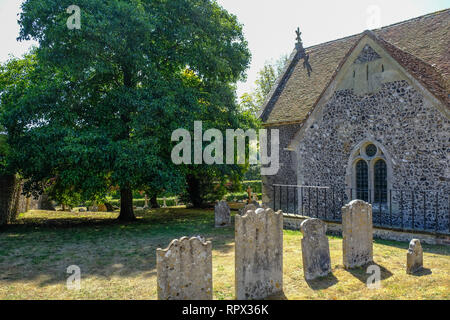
xmin=260 ymin=9 xmax=450 ymax=125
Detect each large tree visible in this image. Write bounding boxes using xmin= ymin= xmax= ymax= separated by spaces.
xmin=2 ymin=0 xmax=250 ymax=220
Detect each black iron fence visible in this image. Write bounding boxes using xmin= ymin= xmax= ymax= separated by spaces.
xmin=273 ymin=184 xmax=450 ymax=236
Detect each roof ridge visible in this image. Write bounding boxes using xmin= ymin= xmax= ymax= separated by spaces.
xmin=304 ymin=8 xmax=450 ymax=52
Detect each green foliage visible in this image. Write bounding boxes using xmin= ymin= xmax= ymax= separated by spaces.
xmin=241 ymin=180 xmax=262 ymax=194
xmin=239 ymin=54 xmax=289 ymax=115
xmin=243 ymin=164 xmax=261 ymax=180
xmin=2 ymin=0 xmax=251 ymax=217
xmin=224 ymin=192 xmax=262 ymax=202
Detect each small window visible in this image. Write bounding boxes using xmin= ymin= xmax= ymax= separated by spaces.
xmin=365 ymin=144 xmax=377 ymax=157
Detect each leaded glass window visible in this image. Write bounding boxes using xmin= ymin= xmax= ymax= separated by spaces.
xmin=374 ymin=159 xmax=387 ymax=203
xmin=356 ymin=160 xmax=369 ymax=201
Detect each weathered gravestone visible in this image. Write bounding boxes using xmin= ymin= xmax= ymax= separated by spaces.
xmin=215 ymin=201 xmax=231 ymax=227
xmin=235 ymin=208 xmax=283 ymax=300
xmin=301 ymin=218 xmax=331 ymax=280
xmin=406 ymin=239 xmax=423 ymax=274
xmin=157 ymin=236 xmax=212 ymax=300
xmin=342 ymin=200 xmax=373 ymax=268
xmin=238 ymin=202 xmax=260 ymax=216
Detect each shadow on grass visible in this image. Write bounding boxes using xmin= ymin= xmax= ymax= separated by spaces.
xmin=373 ymin=238 xmax=450 ymax=256
xmin=306 ymin=273 xmax=339 ymax=290
xmin=345 ymin=262 xmax=393 ymax=284
xmin=410 ymin=268 xmax=432 ymax=277
xmin=0 ymin=208 xmax=235 ymax=287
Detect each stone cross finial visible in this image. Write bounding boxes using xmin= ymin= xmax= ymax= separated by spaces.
xmin=295 ymin=27 xmax=313 ymax=77
xmin=296 ymin=28 xmax=302 ymax=44
xmin=295 ymin=27 xmax=304 ymax=50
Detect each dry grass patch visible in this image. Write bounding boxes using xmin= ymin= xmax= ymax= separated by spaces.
xmin=0 ymin=208 xmax=448 ymax=300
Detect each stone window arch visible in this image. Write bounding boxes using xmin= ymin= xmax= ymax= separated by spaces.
xmin=346 ymin=141 xmax=392 ymax=206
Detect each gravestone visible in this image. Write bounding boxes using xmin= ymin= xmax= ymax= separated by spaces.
xmin=215 ymin=201 xmax=231 ymax=227
xmin=235 ymin=208 xmax=283 ymax=300
xmin=238 ymin=202 xmax=260 ymax=216
xmin=156 ymin=236 xmax=212 ymax=300
xmin=406 ymin=239 xmax=423 ymax=274
xmin=342 ymin=200 xmax=373 ymax=268
xmin=301 ymin=218 xmax=331 ymax=280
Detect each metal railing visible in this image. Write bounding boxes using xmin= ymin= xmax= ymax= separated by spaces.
xmin=273 ymin=184 xmax=450 ymax=236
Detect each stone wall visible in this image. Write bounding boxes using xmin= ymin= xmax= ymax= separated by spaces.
xmin=261 ymin=124 xmax=301 ymax=207
xmin=296 ymin=81 xmax=449 ymax=231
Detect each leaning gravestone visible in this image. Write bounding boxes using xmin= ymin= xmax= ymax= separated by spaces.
xmin=406 ymin=239 xmax=423 ymax=274
xmin=215 ymin=201 xmax=231 ymax=227
xmin=235 ymin=208 xmax=283 ymax=300
xmin=342 ymin=200 xmax=373 ymax=268
xmin=156 ymin=236 xmax=212 ymax=300
xmin=301 ymin=218 xmax=331 ymax=280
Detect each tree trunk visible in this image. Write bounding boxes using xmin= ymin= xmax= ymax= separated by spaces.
xmin=118 ymin=186 xmax=136 ymax=221
xmin=186 ymin=174 xmax=203 ymax=208
xmin=150 ymin=194 xmax=160 ymax=208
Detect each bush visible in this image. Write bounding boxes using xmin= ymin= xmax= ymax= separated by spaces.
xmin=225 ymin=192 xmax=262 ymax=202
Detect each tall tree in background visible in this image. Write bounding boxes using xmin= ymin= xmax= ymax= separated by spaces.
xmin=2 ymin=0 xmax=250 ymax=220
xmin=239 ymin=54 xmax=288 ymax=115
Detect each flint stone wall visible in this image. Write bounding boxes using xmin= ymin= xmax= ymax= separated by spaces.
xmin=342 ymin=200 xmax=373 ymax=268
xmin=301 ymin=218 xmax=331 ymax=280
xmin=235 ymin=208 xmax=283 ymax=300
xmin=157 ymin=236 xmax=212 ymax=300
xmin=263 ymin=80 xmax=449 ymax=233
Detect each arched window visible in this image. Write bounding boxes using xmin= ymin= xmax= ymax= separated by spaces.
xmin=347 ymin=141 xmax=391 ymax=207
xmin=374 ymin=159 xmax=387 ymax=203
xmin=356 ymin=160 xmax=369 ymax=202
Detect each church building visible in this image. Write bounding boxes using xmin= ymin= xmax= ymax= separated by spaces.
xmin=260 ymin=10 xmax=449 ymax=234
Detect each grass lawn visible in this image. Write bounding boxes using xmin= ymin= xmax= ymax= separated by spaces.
xmin=0 ymin=208 xmax=448 ymax=300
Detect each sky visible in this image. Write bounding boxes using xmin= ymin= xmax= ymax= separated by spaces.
xmin=1 ymin=0 xmax=448 ymax=97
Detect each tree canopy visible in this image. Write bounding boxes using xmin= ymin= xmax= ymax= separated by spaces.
xmin=1 ymin=0 xmax=251 ymax=220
